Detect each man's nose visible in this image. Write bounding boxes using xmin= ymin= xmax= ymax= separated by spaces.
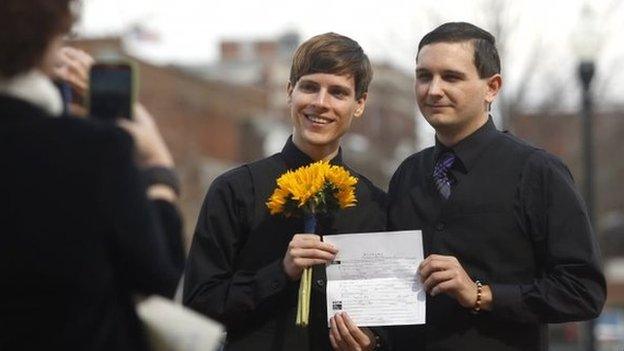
xmin=312 ymin=89 xmax=329 ymax=108
xmin=428 ymin=77 xmax=444 ymax=97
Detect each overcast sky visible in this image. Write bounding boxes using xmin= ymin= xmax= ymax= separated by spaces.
xmin=77 ymin=0 xmax=624 ymax=144
xmin=78 ymin=0 xmax=624 ymax=100
xmin=77 ymin=0 xmax=618 ymax=65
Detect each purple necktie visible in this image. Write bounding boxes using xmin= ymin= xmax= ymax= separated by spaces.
xmin=433 ymin=152 xmax=456 ymax=199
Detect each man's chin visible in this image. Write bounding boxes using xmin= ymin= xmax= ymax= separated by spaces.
xmin=423 ymin=113 xmax=455 ymax=128
xmin=297 ymin=132 xmax=337 ymax=148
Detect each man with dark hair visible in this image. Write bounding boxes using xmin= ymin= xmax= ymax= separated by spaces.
xmin=388 ymin=22 xmax=605 ymax=350
xmin=417 ymin=22 xmax=500 ymax=79
xmin=184 ymin=32 xmax=387 ymax=351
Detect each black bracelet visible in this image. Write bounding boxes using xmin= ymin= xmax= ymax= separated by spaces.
xmin=370 ymin=329 xmax=383 ymax=350
xmin=142 ymin=166 xmax=181 ymax=196
xmin=374 ymin=332 xmax=382 ymax=350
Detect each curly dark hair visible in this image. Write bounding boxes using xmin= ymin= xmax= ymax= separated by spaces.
xmin=0 ymin=0 xmax=77 ymax=78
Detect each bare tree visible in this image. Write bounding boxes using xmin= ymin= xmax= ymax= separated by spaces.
xmin=368 ymin=0 xmax=624 ymax=129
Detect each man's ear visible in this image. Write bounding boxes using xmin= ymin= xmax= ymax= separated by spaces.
xmin=354 ymin=92 xmax=368 ymax=118
xmin=286 ymin=82 xmax=293 ymax=105
xmin=485 ymin=74 xmax=502 ymax=104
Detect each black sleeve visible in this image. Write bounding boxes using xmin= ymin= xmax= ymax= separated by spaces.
xmin=151 ymin=199 xmax=185 ymax=270
xmin=387 ymin=157 xmax=410 ymax=231
xmin=489 ymin=151 xmax=606 ymax=323
xmin=387 ymin=159 xmax=403 ymax=196
xmin=98 ymin=128 xmax=184 ymax=298
xmin=182 ymin=170 xmax=292 ymax=331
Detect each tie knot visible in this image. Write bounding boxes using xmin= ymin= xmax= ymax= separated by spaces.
xmin=433 ymin=152 xmax=456 ymax=199
xmin=434 ymin=152 xmax=456 ymax=175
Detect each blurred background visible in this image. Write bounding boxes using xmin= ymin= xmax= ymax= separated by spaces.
xmin=71 ymin=0 xmax=624 ymax=349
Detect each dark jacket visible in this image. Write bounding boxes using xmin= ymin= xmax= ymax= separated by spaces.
xmin=387 ymin=119 xmax=605 ymax=350
xmin=0 ymin=95 xmax=184 ymax=351
xmin=184 ymin=138 xmax=388 ymax=351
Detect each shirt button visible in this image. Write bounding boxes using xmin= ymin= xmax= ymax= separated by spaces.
xmin=316 ymin=279 xmax=325 ymax=287
xmin=435 ymin=222 xmax=445 ymax=231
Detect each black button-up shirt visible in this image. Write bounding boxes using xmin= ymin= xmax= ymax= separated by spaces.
xmin=388 ymin=118 xmax=606 ymax=351
xmin=184 ymin=137 xmax=387 ymax=351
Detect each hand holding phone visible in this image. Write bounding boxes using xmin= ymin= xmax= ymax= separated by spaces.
xmin=52 ymin=47 xmax=94 ymax=116
xmin=117 ymin=104 xmax=174 ymax=168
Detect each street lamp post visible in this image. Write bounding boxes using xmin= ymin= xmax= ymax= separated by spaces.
xmin=573 ymin=3 xmax=600 ymax=351
xmin=579 ymin=60 xmax=595 ymax=234
xmin=579 ymin=58 xmax=596 ymax=351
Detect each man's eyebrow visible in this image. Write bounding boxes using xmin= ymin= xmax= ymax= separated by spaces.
xmin=415 ymin=68 xmax=467 ymax=78
xmin=298 ymin=79 xmax=353 ymax=93
xmin=329 ymin=84 xmax=353 ymax=92
xmin=442 ymin=69 xmax=467 ymax=78
xmin=298 ymin=78 xmax=318 ymax=84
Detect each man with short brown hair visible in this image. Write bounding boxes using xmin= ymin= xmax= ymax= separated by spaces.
xmin=184 ymin=33 xmax=387 ymax=351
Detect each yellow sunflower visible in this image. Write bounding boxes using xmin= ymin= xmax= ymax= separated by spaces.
xmin=266 ymin=160 xmax=358 ymax=216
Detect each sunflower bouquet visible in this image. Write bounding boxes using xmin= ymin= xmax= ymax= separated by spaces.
xmin=266 ymin=160 xmax=358 ymax=327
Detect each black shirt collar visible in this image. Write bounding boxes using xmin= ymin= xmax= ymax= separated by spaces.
xmin=434 ymin=116 xmax=499 ymax=173
xmin=281 ymin=136 xmax=344 ymax=170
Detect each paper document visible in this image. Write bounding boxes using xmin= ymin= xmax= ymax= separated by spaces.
xmin=136 ymin=296 xmax=224 ymax=351
xmin=324 ymin=230 xmax=425 ymax=327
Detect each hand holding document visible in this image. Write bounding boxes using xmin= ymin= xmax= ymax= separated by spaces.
xmin=324 ymin=230 xmax=425 ymax=327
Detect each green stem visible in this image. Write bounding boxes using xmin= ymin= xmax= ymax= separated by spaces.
xmin=296 ymin=267 xmax=312 ymax=327
xmin=303 ymin=267 xmax=311 ymax=326
xmin=296 ymin=278 xmax=303 ymax=325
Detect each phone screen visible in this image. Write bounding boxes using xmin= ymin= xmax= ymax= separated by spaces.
xmin=89 ymin=64 xmax=133 ymax=120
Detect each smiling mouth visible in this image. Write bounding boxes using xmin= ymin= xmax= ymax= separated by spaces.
xmin=305 ymin=113 xmax=333 ymax=125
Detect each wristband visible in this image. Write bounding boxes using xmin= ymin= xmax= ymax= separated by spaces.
xmin=142 ymin=166 xmax=180 ymax=196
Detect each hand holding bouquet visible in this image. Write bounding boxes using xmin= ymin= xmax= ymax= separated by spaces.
xmin=266 ymin=161 xmax=357 ymax=327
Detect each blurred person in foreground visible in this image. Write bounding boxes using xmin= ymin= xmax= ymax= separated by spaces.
xmin=184 ymin=33 xmax=388 ymax=351
xmin=387 ymin=22 xmax=606 ymax=350
xmin=0 ymin=1 xmax=185 ymax=350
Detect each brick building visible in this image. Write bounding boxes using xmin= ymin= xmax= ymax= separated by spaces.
xmin=184 ymin=32 xmax=418 ymax=187
xmin=71 ymin=34 xmax=418 ymax=245
xmin=71 ymin=37 xmax=269 ymax=246
xmin=511 ymin=110 xmax=624 ymax=306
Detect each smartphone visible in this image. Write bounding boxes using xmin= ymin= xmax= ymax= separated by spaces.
xmin=88 ymin=62 xmax=136 ymax=120
xmin=53 ymin=81 xmax=73 ymax=115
